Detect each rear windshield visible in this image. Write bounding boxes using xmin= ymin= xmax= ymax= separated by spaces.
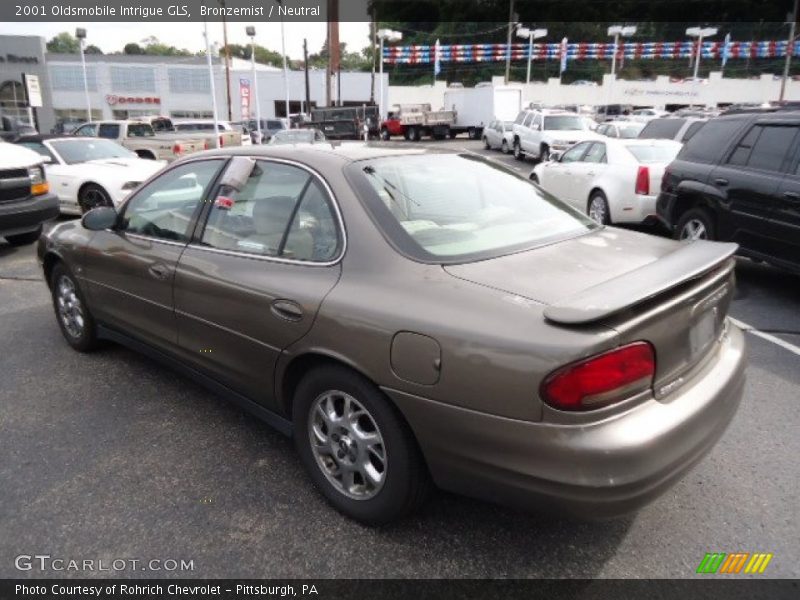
xmin=127 ymin=123 xmax=155 ymax=137
xmin=351 ymin=154 xmax=596 ymax=263
xmin=619 ymin=125 xmax=643 ymax=139
xmin=625 ymin=144 xmax=681 ymax=163
xmin=639 ymin=118 xmax=686 ymax=139
xmin=544 ymin=116 xmax=586 ymax=131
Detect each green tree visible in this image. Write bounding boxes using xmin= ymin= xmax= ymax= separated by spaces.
xmin=46 ymin=32 xmax=80 ymax=53
xmin=123 ymin=42 xmax=145 ymax=55
xmin=84 ymin=44 xmax=103 ymax=55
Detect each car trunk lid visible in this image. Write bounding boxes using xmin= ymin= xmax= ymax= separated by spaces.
xmin=444 ymin=228 xmax=737 ymax=398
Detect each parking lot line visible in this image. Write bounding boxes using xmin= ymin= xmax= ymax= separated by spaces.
xmin=730 ymin=317 xmax=800 ymax=357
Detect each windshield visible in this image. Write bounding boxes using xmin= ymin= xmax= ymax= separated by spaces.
xmin=50 ymin=139 xmax=136 ymax=164
xmin=619 ymin=125 xmax=644 ymax=139
xmin=625 ymin=143 xmax=680 ymax=164
xmin=353 ymin=154 xmax=596 ymax=262
xmin=543 ymin=116 xmax=586 ymax=131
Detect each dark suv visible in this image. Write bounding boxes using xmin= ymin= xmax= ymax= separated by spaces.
xmin=657 ymin=112 xmax=800 ymax=275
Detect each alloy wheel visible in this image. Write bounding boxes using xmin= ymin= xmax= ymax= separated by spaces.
xmin=56 ymin=275 xmax=85 ymax=339
xmin=680 ymin=219 xmax=708 ymax=240
xmin=589 ymin=197 xmax=608 ymax=224
xmin=308 ymin=390 xmax=387 ymax=500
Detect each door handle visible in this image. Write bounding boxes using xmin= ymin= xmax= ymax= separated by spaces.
xmin=714 ymin=178 xmax=729 ymax=187
xmin=783 ymin=190 xmax=800 ymax=201
xmin=587 ymin=171 xmax=596 ymax=177
xmin=148 ymin=263 xmax=170 ymax=280
xmin=271 ymin=299 xmax=304 ymax=322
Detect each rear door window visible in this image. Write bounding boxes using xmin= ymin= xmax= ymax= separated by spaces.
xmin=97 ymin=123 xmax=120 ymax=138
xmin=678 ymin=118 xmax=748 ymax=164
xmin=741 ymin=125 xmax=798 ymax=173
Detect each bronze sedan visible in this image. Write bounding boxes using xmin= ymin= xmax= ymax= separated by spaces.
xmin=37 ymin=144 xmax=746 ymax=524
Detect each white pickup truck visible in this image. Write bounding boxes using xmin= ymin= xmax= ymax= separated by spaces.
xmin=512 ymin=109 xmax=600 ymax=163
xmin=72 ymin=121 xmax=204 ymax=162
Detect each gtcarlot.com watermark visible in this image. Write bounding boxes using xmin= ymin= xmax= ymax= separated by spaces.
xmin=15 ymin=554 xmax=195 ymax=573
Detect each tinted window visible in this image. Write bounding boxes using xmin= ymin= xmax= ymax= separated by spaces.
xmin=678 ymin=119 xmax=747 ymax=164
xmin=514 ymin=111 xmax=527 ymax=125
xmin=743 ymin=125 xmax=797 ymax=172
xmin=522 ymin=113 xmax=535 ymax=127
xmin=639 ymin=118 xmax=686 ymax=140
xmin=543 ymin=116 xmax=585 ymax=131
xmin=97 ymin=123 xmax=120 ymax=138
xmin=200 ymin=161 xmax=339 ymax=261
xmin=727 ymin=126 xmax=761 ymax=167
xmin=356 ymin=154 xmax=596 ymax=262
xmin=120 ymin=160 xmax=222 ymax=242
xmin=127 ymin=123 xmax=155 ymax=137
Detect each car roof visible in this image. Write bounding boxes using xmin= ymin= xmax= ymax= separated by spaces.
xmin=15 ymin=134 xmax=77 ymax=143
xmin=192 ymin=142 xmax=441 ymax=166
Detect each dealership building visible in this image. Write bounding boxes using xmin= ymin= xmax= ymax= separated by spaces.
xmin=0 ymin=34 xmax=387 ymax=134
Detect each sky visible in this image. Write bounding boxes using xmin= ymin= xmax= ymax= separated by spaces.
xmin=0 ymin=21 xmax=372 ymax=60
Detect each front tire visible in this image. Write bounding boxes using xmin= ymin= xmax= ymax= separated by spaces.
xmin=513 ymin=138 xmax=525 ymax=161
xmin=483 ymin=136 xmax=491 ymax=150
xmin=501 ymin=139 xmax=509 ymax=154
xmin=381 ymin=128 xmax=390 ymax=141
xmin=675 ymin=207 xmax=715 ymax=241
xmin=293 ymin=365 xmax=430 ymax=525
xmin=78 ymin=184 xmax=112 ymax=214
xmin=50 ymin=262 xmax=100 ymax=352
xmin=535 ymin=144 xmax=550 ymax=165
xmin=5 ymin=226 xmax=42 ymax=246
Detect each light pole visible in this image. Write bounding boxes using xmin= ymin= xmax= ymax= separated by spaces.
xmin=686 ymin=27 xmax=718 ymax=80
xmin=75 ymin=28 xmax=91 ymax=122
xmin=686 ymin=26 xmax=717 ymax=107
xmin=203 ymin=22 xmax=221 ymax=149
xmin=246 ymin=26 xmax=262 ymax=144
xmin=516 ymin=27 xmax=548 ymax=85
xmin=377 ymin=29 xmax=402 ymax=121
xmin=780 ymin=0 xmax=799 ymax=102
xmin=275 ymin=0 xmax=290 ymax=121
xmin=607 ymin=25 xmax=637 ymax=78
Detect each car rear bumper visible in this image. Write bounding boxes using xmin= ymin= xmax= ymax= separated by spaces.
xmin=387 ymin=322 xmax=746 ymax=519
xmin=0 ymin=193 xmax=60 ymax=237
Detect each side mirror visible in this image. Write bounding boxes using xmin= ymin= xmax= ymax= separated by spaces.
xmin=39 ymin=155 xmax=53 ymax=164
xmin=82 ymin=206 xmax=118 ymax=231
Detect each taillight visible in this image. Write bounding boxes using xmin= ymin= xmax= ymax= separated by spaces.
xmin=635 ymin=165 xmax=650 ymax=195
xmin=172 ymin=143 xmax=183 ymax=155
xmin=204 ymin=140 xmax=209 ymax=150
xmin=219 ymin=135 xmax=224 ymax=147
xmin=540 ymin=342 xmax=655 ymax=411
xmin=661 ymin=166 xmax=671 ymax=192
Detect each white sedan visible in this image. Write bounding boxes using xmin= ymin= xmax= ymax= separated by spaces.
xmin=530 ymin=137 xmax=681 ymax=225
xmin=482 ymin=120 xmax=515 ymax=153
xmin=15 ymin=136 xmax=166 ymax=215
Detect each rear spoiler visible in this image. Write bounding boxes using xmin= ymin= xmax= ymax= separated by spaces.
xmin=543 ymin=241 xmax=738 ymax=325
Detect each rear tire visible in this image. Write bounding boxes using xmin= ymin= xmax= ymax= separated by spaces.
xmin=293 ymin=365 xmax=430 ymax=525
xmin=530 ymin=173 xmax=539 ymax=184
xmin=408 ymin=127 xmax=420 ymax=142
xmin=675 ymin=207 xmax=716 ymax=241
xmin=5 ymin=226 xmax=42 ymax=246
xmin=588 ymin=191 xmax=611 ymax=225
xmin=50 ymin=262 xmax=101 ymax=352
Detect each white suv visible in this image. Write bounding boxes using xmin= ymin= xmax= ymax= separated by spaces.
xmin=512 ymin=109 xmax=599 ymax=163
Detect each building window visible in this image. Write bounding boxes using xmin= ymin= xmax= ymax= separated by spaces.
xmin=50 ymin=66 xmax=98 ymax=91
xmin=170 ymin=110 xmax=214 ymax=119
xmin=112 ymin=108 xmax=160 ymax=120
xmin=168 ymin=68 xmax=211 ymax=94
xmin=111 ymin=66 xmax=156 ymax=93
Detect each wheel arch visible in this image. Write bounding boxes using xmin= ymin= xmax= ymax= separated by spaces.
xmin=672 ymin=182 xmax=721 ymax=224
xmin=42 ymin=251 xmax=65 ymax=289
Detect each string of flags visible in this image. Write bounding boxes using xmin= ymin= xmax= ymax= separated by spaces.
xmin=383 ymin=40 xmax=800 ymax=66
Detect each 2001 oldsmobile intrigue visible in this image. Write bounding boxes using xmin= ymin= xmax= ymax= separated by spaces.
xmin=38 ymin=144 xmax=746 ymax=524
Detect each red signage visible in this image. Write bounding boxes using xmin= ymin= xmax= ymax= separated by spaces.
xmin=106 ymin=94 xmax=161 ymax=105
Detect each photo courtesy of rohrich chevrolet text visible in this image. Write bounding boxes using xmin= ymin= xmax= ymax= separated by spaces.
xmin=0 ymin=1 xmax=797 ymax=598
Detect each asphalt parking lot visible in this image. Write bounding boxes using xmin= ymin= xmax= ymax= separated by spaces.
xmin=1 ymin=138 xmax=799 ymax=579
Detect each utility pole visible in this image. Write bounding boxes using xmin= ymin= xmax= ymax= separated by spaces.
xmin=780 ymin=0 xmax=799 ymax=102
xmin=369 ymin=16 xmax=376 ymax=104
xmin=304 ymin=38 xmax=311 ymax=113
xmin=504 ymin=0 xmax=515 ymax=84
xmin=219 ymin=0 xmax=232 ymax=121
